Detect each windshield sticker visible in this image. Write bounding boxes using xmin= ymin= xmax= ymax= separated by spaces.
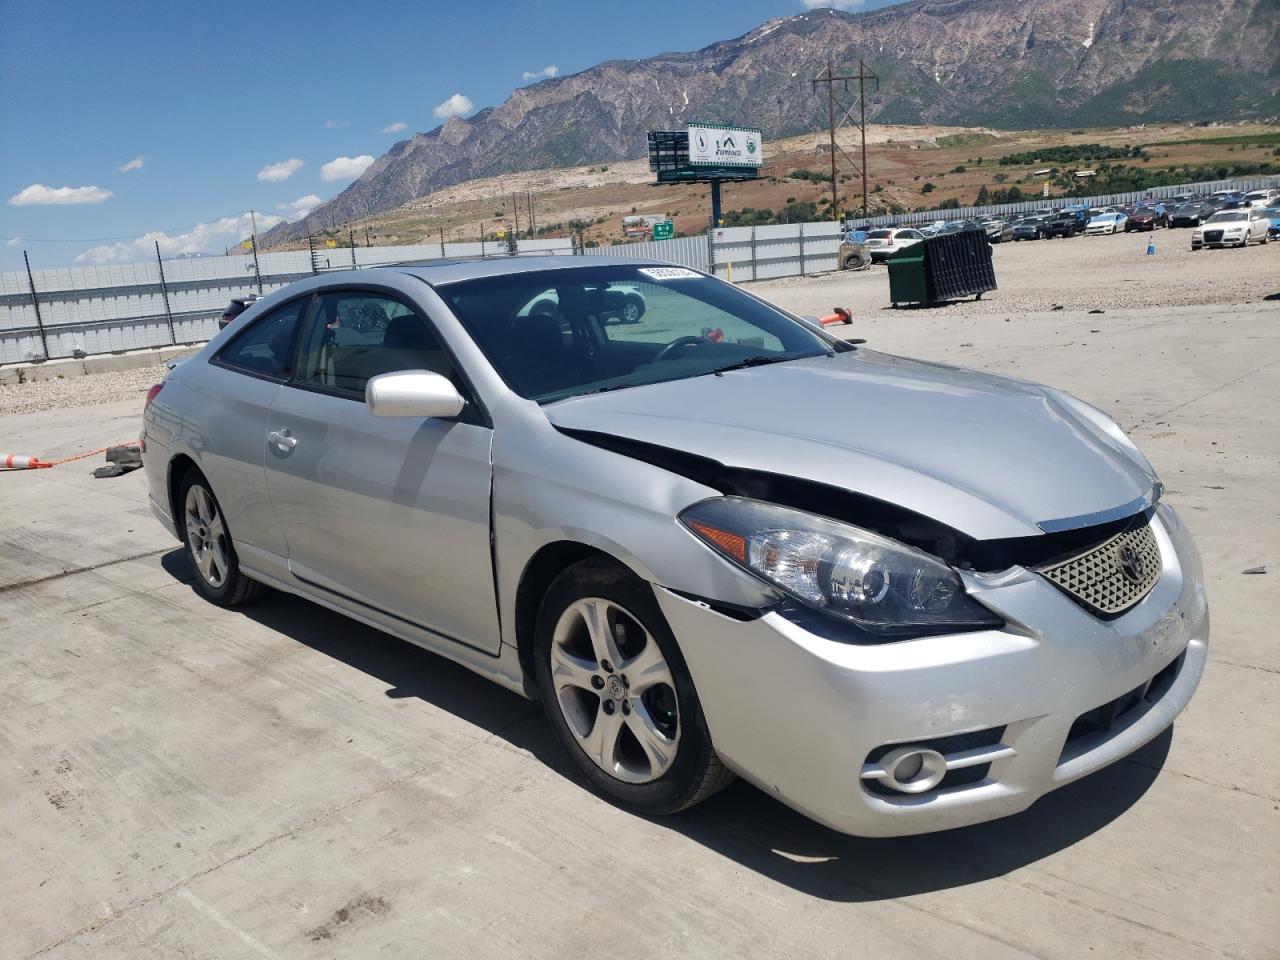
xmin=638 ymin=267 xmax=701 ymax=281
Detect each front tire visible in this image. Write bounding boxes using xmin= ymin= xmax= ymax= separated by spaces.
xmin=179 ymin=470 xmax=263 ymax=607
xmin=533 ymin=558 xmax=731 ymax=815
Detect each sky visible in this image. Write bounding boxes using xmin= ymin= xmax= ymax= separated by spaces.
xmin=0 ymin=0 xmax=904 ymax=272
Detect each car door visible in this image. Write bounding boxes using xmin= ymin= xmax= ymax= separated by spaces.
xmin=202 ymin=293 xmax=311 ymax=560
xmin=263 ymin=286 xmax=501 ymax=655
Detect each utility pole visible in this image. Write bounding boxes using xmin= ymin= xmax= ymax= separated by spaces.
xmin=811 ymin=58 xmax=880 ymax=219
xmin=510 ymin=192 xmax=520 ymax=236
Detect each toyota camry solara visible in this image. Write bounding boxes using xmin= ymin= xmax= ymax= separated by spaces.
xmin=142 ymin=257 xmax=1207 ymax=836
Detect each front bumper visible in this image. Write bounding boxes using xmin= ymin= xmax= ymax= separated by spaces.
xmin=658 ymin=503 xmax=1207 ymax=837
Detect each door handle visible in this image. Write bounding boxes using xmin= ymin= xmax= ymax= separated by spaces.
xmin=268 ymin=429 xmax=297 ymax=451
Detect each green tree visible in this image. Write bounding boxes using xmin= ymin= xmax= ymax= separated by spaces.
xmin=921 ymin=182 xmax=935 ymax=194
xmin=976 ymin=185 xmax=990 ymax=206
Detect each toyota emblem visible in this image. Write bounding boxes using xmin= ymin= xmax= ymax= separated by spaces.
xmin=1118 ymin=544 xmax=1146 ymax=583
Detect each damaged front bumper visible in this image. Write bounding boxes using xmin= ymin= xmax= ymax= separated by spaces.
xmin=655 ymin=502 xmax=1208 ymax=837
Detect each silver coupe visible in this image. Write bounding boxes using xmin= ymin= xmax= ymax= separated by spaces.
xmin=142 ymin=257 xmax=1207 ymax=836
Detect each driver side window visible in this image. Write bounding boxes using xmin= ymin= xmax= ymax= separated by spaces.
xmin=292 ymin=291 xmax=455 ymax=400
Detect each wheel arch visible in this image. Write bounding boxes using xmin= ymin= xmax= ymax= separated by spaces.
xmin=513 ymin=540 xmax=639 ymax=687
xmin=167 ymin=453 xmax=200 ymax=527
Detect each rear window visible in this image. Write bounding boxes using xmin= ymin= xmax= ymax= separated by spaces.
xmin=867 ymin=229 xmax=892 ymax=239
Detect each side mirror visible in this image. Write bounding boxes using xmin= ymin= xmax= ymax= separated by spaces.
xmin=366 ymin=370 xmax=466 ymax=419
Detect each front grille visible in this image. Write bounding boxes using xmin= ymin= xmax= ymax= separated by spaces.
xmin=1037 ymin=520 xmax=1160 ymax=617
xmin=1204 ymin=229 xmax=1224 ymax=243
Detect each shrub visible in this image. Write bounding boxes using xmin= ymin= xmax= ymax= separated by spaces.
xmin=921 ymin=182 xmax=935 ymax=194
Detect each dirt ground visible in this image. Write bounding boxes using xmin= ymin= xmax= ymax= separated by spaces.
xmin=751 ymin=226 xmax=1280 ymax=317
xmin=2 ymin=268 xmax=1276 ymax=958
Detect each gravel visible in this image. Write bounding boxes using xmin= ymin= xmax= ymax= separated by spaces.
xmin=749 ymin=228 xmax=1278 ymax=318
xmin=0 ymin=362 xmax=168 ymax=417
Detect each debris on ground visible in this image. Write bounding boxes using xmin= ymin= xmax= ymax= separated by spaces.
xmin=1241 ymin=566 xmax=1267 ymax=575
xmin=92 ymin=444 xmax=143 ymax=479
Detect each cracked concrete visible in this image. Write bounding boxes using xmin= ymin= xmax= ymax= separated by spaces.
xmin=1 ymin=282 xmax=1276 ymax=958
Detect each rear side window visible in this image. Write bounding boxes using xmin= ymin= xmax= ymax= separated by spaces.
xmin=293 ymin=291 xmax=455 ymax=400
xmin=217 ymin=297 xmax=308 ymax=379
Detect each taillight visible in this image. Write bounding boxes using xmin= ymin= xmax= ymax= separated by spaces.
xmin=145 ymin=383 xmax=163 ymax=410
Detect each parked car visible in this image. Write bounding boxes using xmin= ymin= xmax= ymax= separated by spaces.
xmin=140 ymin=257 xmax=1208 ymax=837
xmin=1085 ymin=212 xmax=1128 ymax=235
xmin=979 ymin=218 xmax=1014 ymax=243
xmin=218 ymin=295 xmax=260 ymax=330
xmin=1258 ymin=206 xmax=1280 ymax=238
xmin=1243 ymin=189 xmax=1279 ymax=208
xmin=1125 ymin=208 xmax=1166 ymax=232
xmin=1169 ymin=202 xmax=1211 ymax=228
xmin=1044 ymin=212 xmax=1083 ymax=238
xmin=1191 ymin=209 xmax=1271 ymax=249
xmin=863 ymin=227 xmax=926 ymax=263
xmin=524 ymin=284 xmax=647 ymax=324
xmin=1012 ymin=216 xmax=1047 ymax=240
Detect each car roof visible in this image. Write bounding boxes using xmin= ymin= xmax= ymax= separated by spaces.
xmin=374 ymin=255 xmax=672 ymax=287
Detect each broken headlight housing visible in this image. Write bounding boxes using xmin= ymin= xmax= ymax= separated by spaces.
xmin=680 ymin=497 xmax=1001 ymax=638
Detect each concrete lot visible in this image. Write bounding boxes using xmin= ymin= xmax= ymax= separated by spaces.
xmin=1 ymin=266 xmax=1278 ymax=955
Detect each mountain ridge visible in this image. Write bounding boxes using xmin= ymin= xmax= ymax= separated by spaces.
xmin=264 ymin=0 xmax=1279 ymax=245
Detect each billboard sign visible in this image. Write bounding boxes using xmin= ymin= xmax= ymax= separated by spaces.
xmin=687 ymin=123 xmax=762 ymax=168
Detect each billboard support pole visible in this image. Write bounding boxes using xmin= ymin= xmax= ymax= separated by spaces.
xmin=709 ymin=179 xmax=722 ymax=231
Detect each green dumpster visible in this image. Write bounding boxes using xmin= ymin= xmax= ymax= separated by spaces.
xmin=886 ymin=244 xmax=928 ymax=307
xmin=886 ymin=228 xmax=997 ymax=307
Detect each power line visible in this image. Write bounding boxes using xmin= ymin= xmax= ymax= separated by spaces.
xmin=0 ymin=209 xmax=272 ymax=244
xmin=811 ymin=57 xmax=879 ymax=220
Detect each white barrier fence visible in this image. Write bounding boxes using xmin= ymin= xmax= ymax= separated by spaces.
xmin=4 ymin=174 xmax=1277 ymax=363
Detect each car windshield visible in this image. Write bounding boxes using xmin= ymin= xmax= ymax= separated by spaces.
xmin=435 ymin=265 xmax=834 ymax=404
xmin=1207 ymin=211 xmax=1246 ymax=223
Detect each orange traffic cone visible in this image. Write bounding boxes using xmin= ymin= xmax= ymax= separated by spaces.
xmin=2 ymin=454 xmax=49 ymax=469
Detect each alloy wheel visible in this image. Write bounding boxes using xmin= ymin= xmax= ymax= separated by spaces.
xmin=548 ymin=597 xmax=681 ymax=784
xmin=185 ymin=484 xmax=229 ymax=588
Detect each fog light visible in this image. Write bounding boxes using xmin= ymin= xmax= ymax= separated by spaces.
xmin=878 ymin=746 xmax=947 ymax=794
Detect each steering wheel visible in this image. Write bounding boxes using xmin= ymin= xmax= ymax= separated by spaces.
xmin=653 ymin=335 xmax=706 ymax=363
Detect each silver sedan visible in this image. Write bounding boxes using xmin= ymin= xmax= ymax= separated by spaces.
xmin=142 ymin=257 xmax=1208 ymax=836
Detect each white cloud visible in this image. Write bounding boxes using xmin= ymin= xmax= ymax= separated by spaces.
xmin=324 ymin=119 xmax=350 ymax=129
xmin=74 ymin=211 xmax=285 ymax=264
xmin=118 ymin=156 xmax=145 ymax=172
xmin=383 ymin=121 xmax=408 ymax=133
xmin=275 ymin=194 xmax=324 ymax=220
xmin=257 ymin=158 xmax=303 ymax=182
xmin=6 ymin=236 xmax=21 ymax=248
xmin=432 ymin=93 xmax=473 ymax=120
xmin=802 ymin=0 xmax=862 ymax=8
xmin=522 ymin=65 xmax=559 ymax=81
xmin=320 ymin=154 xmax=375 ymax=181
xmin=8 ymin=183 xmax=113 ymax=206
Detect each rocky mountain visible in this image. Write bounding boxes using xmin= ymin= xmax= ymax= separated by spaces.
xmin=264 ymin=0 xmax=1279 ymax=244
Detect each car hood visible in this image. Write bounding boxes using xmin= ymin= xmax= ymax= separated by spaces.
xmin=545 ymin=351 xmax=1158 ymax=540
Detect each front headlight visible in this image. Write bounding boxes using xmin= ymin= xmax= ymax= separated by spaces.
xmin=679 ymin=497 xmax=1001 ymax=638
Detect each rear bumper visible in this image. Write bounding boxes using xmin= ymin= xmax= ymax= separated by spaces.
xmin=659 ymin=502 xmax=1207 ymax=837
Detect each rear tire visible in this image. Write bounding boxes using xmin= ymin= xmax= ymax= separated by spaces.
xmin=178 ymin=470 xmax=264 ymax=607
xmin=533 ymin=558 xmax=732 ymax=816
